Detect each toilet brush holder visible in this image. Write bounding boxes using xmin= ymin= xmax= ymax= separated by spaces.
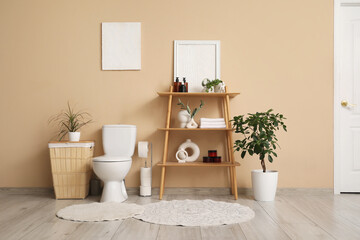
xmin=90 ymin=179 xmax=102 ymax=196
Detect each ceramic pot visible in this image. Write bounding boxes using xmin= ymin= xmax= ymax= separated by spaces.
xmin=186 ymin=118 xmax=198 ymax=128
xmin=178 ymin=110 xmax=190 ymax=128
xmin=251 ymin=170 xmax=278 ymax=201
xmin=214 ymin=82 xmax=226 ymax=93
xmin=68 ymin=132 xmax=80 ymax=141
xmin=202 ymin=87 xmax=214 ymax=93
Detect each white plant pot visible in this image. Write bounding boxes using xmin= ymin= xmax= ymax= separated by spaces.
xmin=214 ymin=83 xmax=226 ymax=93
xmin=251 ymin=170 xmax=278 ymax=201
xmin=68 ymin=132 xmax=80 ymax=142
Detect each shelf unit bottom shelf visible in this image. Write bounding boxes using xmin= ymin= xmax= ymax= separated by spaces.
xmin=157 ymin=161 xmax=240 ymax=167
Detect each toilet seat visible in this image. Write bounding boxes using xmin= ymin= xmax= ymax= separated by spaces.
xmin=93 ymin=155 xmax=131 ymax=162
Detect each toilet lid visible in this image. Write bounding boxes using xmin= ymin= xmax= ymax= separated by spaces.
xmin=93 ymin=155 xmax=132 ymax=162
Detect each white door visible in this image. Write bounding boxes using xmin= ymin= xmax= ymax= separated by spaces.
xmin=335 ymin=1 xmax=360 ymax=193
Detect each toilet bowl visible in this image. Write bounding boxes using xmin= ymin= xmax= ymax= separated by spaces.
xmin=93 ymin=125 xmax=136 ymax=203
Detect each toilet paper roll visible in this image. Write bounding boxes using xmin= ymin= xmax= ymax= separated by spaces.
xmin=140 ymin=186 xmax=151 ymax=197
xmin=138 ymin=141 xmax=149 ymax=158
xmin=140 ymin=167 xmax=152 ymax=187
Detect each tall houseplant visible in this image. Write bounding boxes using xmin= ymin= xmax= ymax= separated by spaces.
xmin=231 ymin=109 xmax=287 ymax=201
xmin=49 ymin=102 xmax=92 ymax=141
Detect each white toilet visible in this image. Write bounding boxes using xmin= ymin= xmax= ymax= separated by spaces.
xmin=93 ymin=124 xmax=136 ymax=202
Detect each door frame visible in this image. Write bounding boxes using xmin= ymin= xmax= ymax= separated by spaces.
xmin=334 ymin=0 xmax=360 ymax=194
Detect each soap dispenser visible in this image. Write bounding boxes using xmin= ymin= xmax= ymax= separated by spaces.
xmin=183 ymin=77 xmax=188 ymax=92
xmin=174 ymin=77 xmax=180 ymax=92
xmin=179 ymin=83 xmax=186 ymax=92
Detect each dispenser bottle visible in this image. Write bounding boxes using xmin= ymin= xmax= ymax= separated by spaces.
xmin=179 ymin=82 xmax=186 ymax=92
xmin=174 ymin=77 xmax=180 ymax=92
xmin=183 ymin=77 xmax=188 ymax=92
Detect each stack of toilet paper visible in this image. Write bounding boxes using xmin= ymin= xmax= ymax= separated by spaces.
xmin=200 ymin=118 xmax=227 ymax=128
xmin=140 ymin=167 xmax=152 ymax=196
xmin=138 ymin=141 xmax=152 ymax=197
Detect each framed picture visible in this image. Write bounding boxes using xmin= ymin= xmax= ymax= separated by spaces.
xmin=102 ymin=22 xmax=141 ymax=70
xmin=174 ymin=40 xmax=220 ymax=92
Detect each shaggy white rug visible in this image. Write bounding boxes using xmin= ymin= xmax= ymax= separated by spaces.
xmin=134 ymin=199 xmax=255 ymax=226
xmin=56 ymin=202 xmax=144 ymax=222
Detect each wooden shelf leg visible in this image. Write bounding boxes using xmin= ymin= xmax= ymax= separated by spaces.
xmin=159 ymin=130 xmax=170 ymax=199
xmin=223 ymin=93 xmax=234 ymax=195
xmin=159 ymin=86 xmax=173 ymax=200
xmin=227 ymin=131 xmax=235 ymax=195
xmin=159 ymin=166 xmax=166 ymax=200
xmin=224 ymin=87 xmax=238 ymax=200
xmin=229 ymin=166 xmax=234 ymax=195
xmin=232 ymin=166 xmax=238 ymax=200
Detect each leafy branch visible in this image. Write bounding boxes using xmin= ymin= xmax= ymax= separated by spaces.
xmin=177 ymin=98 xmax=204 ymax=118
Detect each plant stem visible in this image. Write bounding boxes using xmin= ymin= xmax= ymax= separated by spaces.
xmin=261 ymin=159 xmax=266 ymax=173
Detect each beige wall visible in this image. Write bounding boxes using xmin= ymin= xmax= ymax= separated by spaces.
xmin=0 ymin=0 xmax=333 ymax=188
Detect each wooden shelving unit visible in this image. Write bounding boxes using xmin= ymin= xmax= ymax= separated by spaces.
xmin=157 ymin=86 xmax=240 ymax=200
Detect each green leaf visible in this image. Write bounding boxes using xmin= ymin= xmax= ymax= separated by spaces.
xmin=241 ymin=151 xmax=246 ymax=158
xmin=268 ymin=155 xmax=273 ymax=163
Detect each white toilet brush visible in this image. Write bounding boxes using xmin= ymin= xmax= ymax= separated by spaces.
xmin=138 ymin=141 xmax=152 ymax=197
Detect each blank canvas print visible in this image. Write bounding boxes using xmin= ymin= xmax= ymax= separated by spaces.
xmin=102 ymin=22 xmax=141 ymax=70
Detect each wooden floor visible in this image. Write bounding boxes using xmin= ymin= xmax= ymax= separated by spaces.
xmin=0 ymin=188 xmax=360 ymax=240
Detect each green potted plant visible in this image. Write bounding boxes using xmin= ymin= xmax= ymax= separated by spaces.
xmin=231 ymin=109 xmax=287 ymax=201
xmin=49 ymin=102 xmax=92 ymax=141
xmin=201 ymin=78 xmax=225 ymax=93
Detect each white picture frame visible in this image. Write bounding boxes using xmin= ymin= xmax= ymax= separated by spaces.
xmin=102 ymin=22 xmax=141 ymax=70
xmin=174 ymin=40 xmax=220 ymax=92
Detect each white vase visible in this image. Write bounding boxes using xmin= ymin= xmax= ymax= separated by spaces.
xmin=175 ymin=148 xmax=188 ymax=163
xmin=178 ymin=110 xmax=190 ymax=128
xmin=177 ymin=139 xmax=200 ymax=162
xmin=202 ymin=87 xmax=214 ymax=93
xmin=251 ymin=170 xmax=278 ymax=201
xmin=68 ymin=132 xmax=80 ymax=141
xmin=186 ymin=118 xmax=198 ymax=128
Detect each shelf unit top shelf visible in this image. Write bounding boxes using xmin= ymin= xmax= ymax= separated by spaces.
xmin=158 ymin=128 xmax=233 ymax=131
xmin=157 ymin=161 xmax=240 ymax=167
xmin=157 ymin=92 xmax=240 ymax=98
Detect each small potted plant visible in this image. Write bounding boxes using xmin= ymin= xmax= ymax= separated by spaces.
xmin=177 ymin=98 xmax=204 ymax=128
xmin=49 ymin=102 xmax=92 ymax=141
xmin=231 ymin=109 xmax=287 ymax=201
xmin=202 ymin=78 xmax=225 ymax=93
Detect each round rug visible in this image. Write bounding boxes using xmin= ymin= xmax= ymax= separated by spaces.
xmin=56 ymin=202 xmax=144 ymax=222
xmin=134 ymin=199 xmax=255 ymax=226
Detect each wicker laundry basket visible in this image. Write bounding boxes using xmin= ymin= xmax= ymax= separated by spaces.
xmin=48 ymin=141 xmax=94 ymax=199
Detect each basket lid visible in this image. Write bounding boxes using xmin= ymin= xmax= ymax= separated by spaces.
xmin=48 ymin=142 xmax=94 ymax=148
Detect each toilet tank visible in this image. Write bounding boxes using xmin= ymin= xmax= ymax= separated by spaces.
xmin=102 ymin=125 xmax=137 ymax=157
